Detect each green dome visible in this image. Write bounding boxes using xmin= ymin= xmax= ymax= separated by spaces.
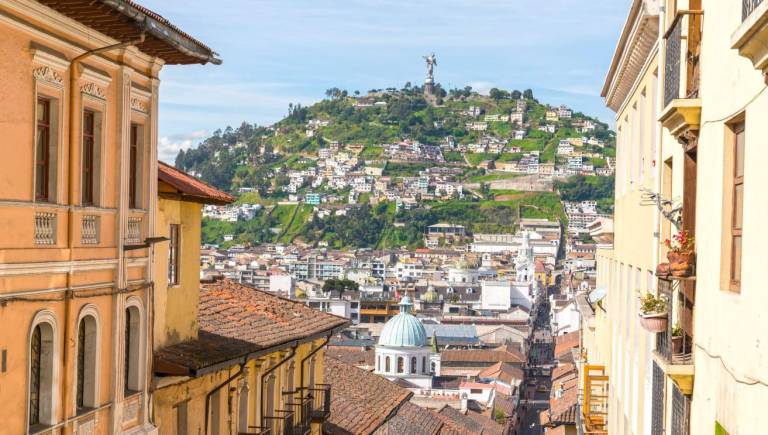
xmin=378 ymin=296 xmax=427 ymax=347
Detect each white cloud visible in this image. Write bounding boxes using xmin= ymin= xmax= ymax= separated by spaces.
xmin=158 ymin=129 xmax=209 ymax=163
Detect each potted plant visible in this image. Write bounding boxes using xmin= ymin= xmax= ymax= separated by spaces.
xmin=671 ymin=323 xmax=684 ymax=354
xmin=638 ymin=292 xmax=668 ymax=333
xmin=664 ymin=229 xmax=695 ymax=277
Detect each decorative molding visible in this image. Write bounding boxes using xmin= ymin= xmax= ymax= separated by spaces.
xmin=31 ymin=46 xmax=70 ymax=71
xmin=81 ymin=82 xmax=106 ymax=100
xmin=33 ymin=66 xmax=64 ymax=87
xmin=130 ymin=97 xmax=148 ymax=113
xmin=80 ymin=65 xmax=112 ymax=87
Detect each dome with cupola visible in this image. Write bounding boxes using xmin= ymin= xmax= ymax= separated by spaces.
xmin=421 ymin=283 xmax=440 ymax=303
xmin=378 ymin=295 xmax=427 ymax=347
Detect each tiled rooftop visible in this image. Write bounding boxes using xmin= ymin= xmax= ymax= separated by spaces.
xmin=158 ymin=161 xmax=235 ymax=205
xmin=441 ymin=348 xmax=525 ymax=365
xmin=154 ymin=280 xmax=348 ymax=375
xmin=324 ymin=356 xmax=411 ymax=435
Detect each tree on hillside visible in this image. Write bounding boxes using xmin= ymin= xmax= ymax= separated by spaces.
xmin=523 ymin=89 xmax=534 ymax=100
xmin=511 ymin=90 xmax=522 ymax=100
xmin=322 ymin=279 xmax=360 ymax=297
xmin=489 ymin=88 xmax=508 ymax=101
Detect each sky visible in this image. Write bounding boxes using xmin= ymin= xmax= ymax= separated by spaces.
xmin=142 ymin=0 xmax=634 ymax=162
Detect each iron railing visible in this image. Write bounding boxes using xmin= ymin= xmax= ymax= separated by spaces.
xmin=651 ymin=362 xmax=665 ymax=435
xmin=310 ymin=384 xmax=331 ymax=422
xmin=655 ymin=279 xmax=694 ymax=365
xmin=744 ymin=0 xmax=764 ymax=21
xmin=671 ymin=384 xmax=691 ymax=435
xmin=663 ymin=11 xmax=703 ymax=107
xmin=284 ymin=390 xmax=312 ymax=435
xmin=263 ymin=410 xmax=295 ymax=435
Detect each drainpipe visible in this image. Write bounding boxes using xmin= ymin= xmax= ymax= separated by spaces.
xmin=204 ymin=363 xmax=244 ymax=435
xmin=260 ymin=345 xmax=297 ymax=429
xmin=62 ymin=34 xmax=145 ymax=429
xmin=299 ymin=335 xmax=332 ymax=391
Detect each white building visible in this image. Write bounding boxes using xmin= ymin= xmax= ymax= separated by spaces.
xmin=374 ymin=296 xmax=437 ymax=390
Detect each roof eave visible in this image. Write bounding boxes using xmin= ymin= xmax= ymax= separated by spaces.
xmin=97 ymin=0 xmax=222 ymax=65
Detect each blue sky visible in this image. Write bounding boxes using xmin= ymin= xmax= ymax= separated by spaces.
xmin=144 ymin=0 xmax=633 ymax=162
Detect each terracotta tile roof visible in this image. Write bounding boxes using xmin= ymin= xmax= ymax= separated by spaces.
xmin=466 ymin=410 xmax=505 ymax=435
xmin=493 ymin=392 xmax=516 ymax=417
xmin=323 ymin=356 xmax=411 ymax=435
xmin=437 ymin=406 xmax=484 ymax=435
xmin=37 ymin=0 xmax=220 ymax=65
xmin=551 ymin=363 xmax=576 ymax=382
xmin=478 ymin=362 xmax=524 ymax=385
xmin=158 ymin=161 xmax=235 ymax=205
xmin=441 ymin=349 xmax=525 ymax=365
xmin=554 ymin=331 xmax=580 ymax=358
xmin=325 ymin=345 xmax=375 ymax=369
xmin=373 ymin=402 xmax=443 ymax=435
xmin=154 ymin=280 xmax=348 ymax=375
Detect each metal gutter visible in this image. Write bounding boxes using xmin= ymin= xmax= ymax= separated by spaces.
xmin=98 ymin=0 xmax=222 ymax=65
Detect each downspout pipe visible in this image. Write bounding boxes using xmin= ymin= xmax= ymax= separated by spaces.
xmin=260 ymin=345 xmax=297 ymax=429
xmin=204 ymin=363 xmax=244 ymax=435
xmin=63 ymin=34 xmax=144 ymax=431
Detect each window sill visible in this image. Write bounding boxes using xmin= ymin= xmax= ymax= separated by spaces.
xmin=732 ymin=2 xmax=768 ymax=72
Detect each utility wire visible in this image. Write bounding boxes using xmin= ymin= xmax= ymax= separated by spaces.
xmin=694 ymin=342 xmax=768 ymax=388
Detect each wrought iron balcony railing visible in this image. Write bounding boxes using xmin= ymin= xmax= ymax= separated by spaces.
xmin=655 ymin=278 xmax=693 ymax=365
xmin=284 ymin=390 xmax=312 ymax=435
xmin=744 ymin=0 xmax=764 ymax=21
xmin=663 ymin=11 xmax=703 ymax=107
xmin=310 ymin=384 xmax=331 ymax=422
xmin=263 ymin=410 xmax=295 ymax=435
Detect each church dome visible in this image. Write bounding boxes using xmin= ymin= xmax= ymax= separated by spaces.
xmin=421 ymin=284 xmax=440 ymax=303
xmin=378 ymin=295 xmax=427 ymax=347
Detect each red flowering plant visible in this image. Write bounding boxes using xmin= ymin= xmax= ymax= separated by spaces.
xmin=664 ymin=229 xmax=695 ymax=254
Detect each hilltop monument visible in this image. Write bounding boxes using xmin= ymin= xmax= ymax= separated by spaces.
xmin=423 ymin=53 xmax=437 ymax=97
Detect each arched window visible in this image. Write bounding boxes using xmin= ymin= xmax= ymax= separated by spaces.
xmin=397 ymin=357 xmax=404 ymax=373
xmin=28 ymin=312 xmax=57 ymax=429
xmin=124 ymin=303 xmax=142 ymax=395
xmin=238 ymin=385 xmax=249 ymax=433
xmin=410 ymin=357 xmax=417 ymax=374
xmin=422 ymin=357 xmax=427 ymax=374
xmin=264 ymin=375 xmax=275 ymax=433
xmin=385 ymin=356 xmax=391 ymax=373
xmin=76 ymin=312 xmax=98 ymax=412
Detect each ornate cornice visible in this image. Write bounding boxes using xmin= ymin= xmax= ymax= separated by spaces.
xmin=33 ymin=66 xmax=64 ymax=87
xmin=81 ymin=82 xmax=106 ymax=99
xmin=130 ymin=97 xmax=148 ymax=113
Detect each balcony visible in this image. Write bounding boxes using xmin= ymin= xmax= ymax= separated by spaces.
xmin=310 ymin=384 xmax=331 ymax=422
xmin=34 ymin=211 xmax=57 ymax=245
xmin=732 ymin=0 xmax=768 ymax=73
xmin=263 ymin=410 xmax=295 ymax=435
xmin=284 ymin=390 xmax=312 ymax=435
xmin=581 ymin=365 xmax=608 ymax=434
xmin=652 ymin=278 xmax=695 ymax=394
xmin=81 ymin=215 xmax=100 ymax=245
xmin=659 ymin=10 xmax=703 ymax=144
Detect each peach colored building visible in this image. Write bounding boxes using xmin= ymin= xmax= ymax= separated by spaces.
xmin=0 ymin=1 xmax=218 ymax=434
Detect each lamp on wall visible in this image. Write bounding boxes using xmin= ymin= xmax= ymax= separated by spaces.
xmin=123 ymin=236 xmax=169 ymax=251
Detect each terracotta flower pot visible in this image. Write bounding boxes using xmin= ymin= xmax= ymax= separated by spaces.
xmin=639 ymin=312 xmax=668 ymax=333
xmin=655 ymin=263 xmax=671 ymax=277
xmin=671 ymin=335 xmax=683 ymax=354
xmin=667 ymin=251 xmax=695 ymax=277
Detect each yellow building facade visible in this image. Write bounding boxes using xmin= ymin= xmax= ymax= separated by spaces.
xmin=0 ymin=1 xmax=217 ymax=434
xmin=597 ymin=0 xmax=768 ymax=433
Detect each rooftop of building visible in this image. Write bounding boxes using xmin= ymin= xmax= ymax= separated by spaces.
xmin=154 ymin=279 xmax=348 ymax=376
xmin=158 ymin=161 xmax=235 ymax=205
xmin=38 ymin=0 xmax=221 ymax=64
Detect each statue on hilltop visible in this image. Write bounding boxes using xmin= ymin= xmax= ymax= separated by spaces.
xmin=423 ymin=53 xmax=437 ymax=98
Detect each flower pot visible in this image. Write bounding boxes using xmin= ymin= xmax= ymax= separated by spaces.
xmin=671 ymin=335 xmax=683 ymax=354
xmin=639 ymin=312 xmax=668 ymax=333
xmin=655 ymin=263 xmax=671 ymax=277
xmin=667 ymin=251 xmax=695 ymax=277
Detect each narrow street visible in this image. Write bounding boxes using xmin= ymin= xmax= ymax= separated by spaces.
xmin=516 ymin=289 xmax=555 ymax=435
